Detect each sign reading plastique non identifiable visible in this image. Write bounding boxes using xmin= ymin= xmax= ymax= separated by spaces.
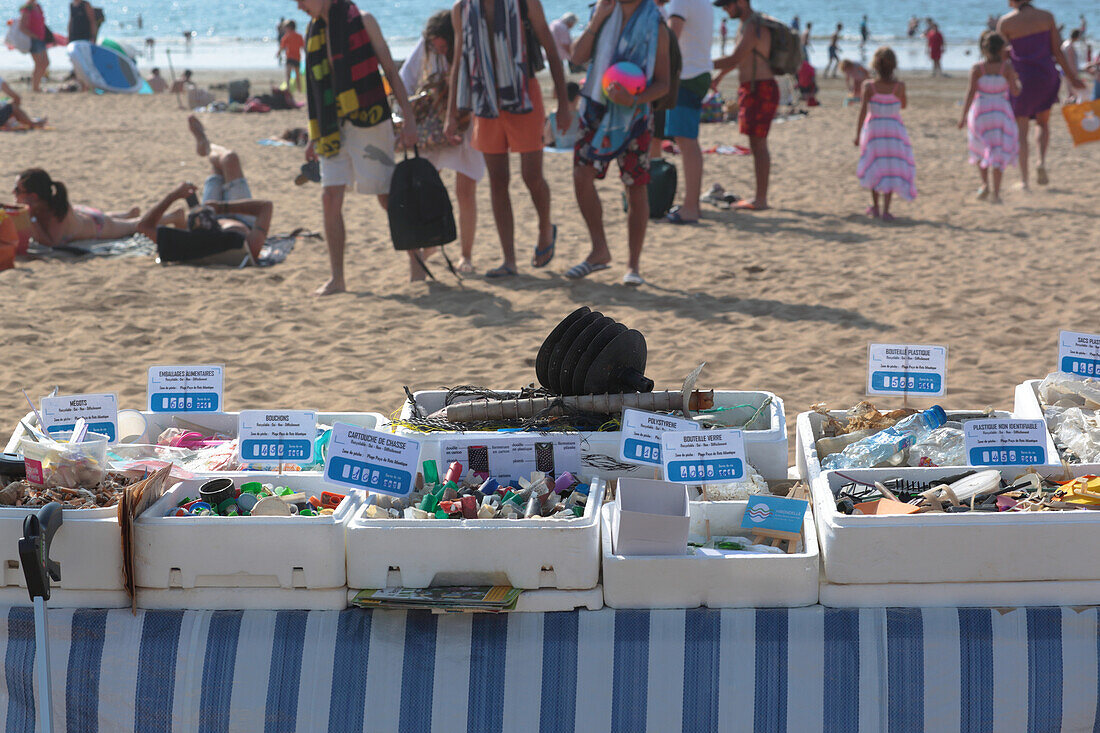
xmin=740 ymin=495 xmax=808 ymax=534
xmin=963 ymin=419 xmax=1049 ymax=467
xmin=661 ymin=429 xmax=746 ymax=484
xmin=324 ymin=423 xmax=420 ymax=498
xmin=1058 ymin=330 xmax=1100 ymax=377
xmin=40 ymin=393 xmax=118 ymax=443
xmin=147 ymin=365 xmax=224 ymax=412
xmin=619 ymin=408 xmax=701 ymax=467
xmin=438 ymin=434 xmax=581 ymax=484
xmin=238 ymin=410 xmax=316 ymax=464
xmin=867 ymin=343 xmax=948 ymax=397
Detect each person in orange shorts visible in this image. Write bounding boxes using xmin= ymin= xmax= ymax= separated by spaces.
xmin=446 ymin=0 xmax=572 ymax=277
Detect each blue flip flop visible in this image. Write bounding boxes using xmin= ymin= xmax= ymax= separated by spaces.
xmin=665 ymin=207 xmax=699 ymax=225
xmin=532 ymin=224 xmax=557 ymax=268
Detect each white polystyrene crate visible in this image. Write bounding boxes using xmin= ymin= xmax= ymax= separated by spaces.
xmin=137 ymin=586 xmax=349 ymax=611
xmin=393 ymin=390 xmax=788 ymax=479
xmin=1015 ymin=379 xmax=1100 ymax=474
xmin=794 ymin=408 xmax=1060 ymax=484
xmin=820 ymin=578 xmax=1100 ymax=608
xmin=345 ymin=586 xmax=605 ymax=613
xmin=600 ymin=500 xmax=819 ymax=608
xmin=813 ymin=466 xmax=1100 ymax=585
xmin=134 ymin=474 xmax=357 ymax=597
xmin=346 ymin=478 xmax=605 ymax=590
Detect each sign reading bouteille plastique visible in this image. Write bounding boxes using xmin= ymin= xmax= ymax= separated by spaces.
xmin=147 ymin=365 xmax=224 ymax=412
xmin=40 ymin=393 xmax=119 ymax=443
xmin=1058 ymin=330 xmax=1100 ymax=377
xmin=661 ymin=429 xmax=746 ymax=483
xmin=866 ymin=343 xmax=948 ymax=397
xmin=238 ymin=410 xmax=316 ymax=465
xmin=963 ymin=419 xmax=1048 ymax=467
xmin=324 ymin=423 xmax=420 ymax=498
xmin=619 ymin=408 xmax=701 ymax=467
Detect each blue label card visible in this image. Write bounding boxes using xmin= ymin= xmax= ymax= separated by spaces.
xmin=619 ymin=408 xmax=701 ymax=467
xmin=238 ymin=410 xmax=317 ymax=465
xmin=740 ymin=495 xmax=808 ymax=534
xmin=661 ymin=429 xmax=747 ymax=484
xmin=963 ymin=419 xmax=1049 ymax=467
xmin=324 ymin=423 xmax=420 ymax=498
xmin=147 ymin=365 xmax=224 ymax=413
xmin=866 ymin=343 xmax=948 ymax=397
xmin=438 ymin=433 xmax=580 ymax=484
xmin=40 ymin=393 xmax=118 ymax=443
xmin=1058 ymin=330 xmax=1100 ymax=377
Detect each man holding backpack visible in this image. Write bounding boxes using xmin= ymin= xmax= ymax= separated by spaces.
xmin=712 ymin=0 xmax=799 ymax=211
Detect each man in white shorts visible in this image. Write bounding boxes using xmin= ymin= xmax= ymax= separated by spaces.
xmin=298 ymin=0 xmax=418 ymax=294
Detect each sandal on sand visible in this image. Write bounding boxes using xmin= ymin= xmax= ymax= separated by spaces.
xmin=701 ymin=184 xmax=725 ymax=206
xmin=532 ymin=224 xmax=556 ymax=268
xmin=881 ymin=212 xmax=895 ymax=222
xmin=564 ymin=261 xmax=610 ymax=279
xmin=485 ymin=264 xmax=518 ymax=278
xmin=622 ymin=271 xmax=644 ymax=286
xmin=1036 ymin=165 xmax=1049 ymax=186
xmin=665 ymin=207 xmax=698 ymax=225
xmin=976 ymin=185 xmax=989 ymax=200
xmin=865 ymin=205 xmax=880 ymax=219
xmin=733 ymin=200 xmax=768 ymax=211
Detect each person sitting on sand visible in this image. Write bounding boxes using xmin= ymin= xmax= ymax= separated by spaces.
xmin=543 ymin=81 xmax=582 ymax=148
xmin=839 ymin=59 xmax=868 ymax=97
xmin=170 ymin=69 xmax=193 ymax=95
xmin=147 ymin=67 xmax=168 ymax=93
xmin=14 ymin=168 xmax=149 ymax=246
xmin=135 ymin=114 xmax=273 ymax=261
xmin=0 ymin=75 xmax=47 ymax=129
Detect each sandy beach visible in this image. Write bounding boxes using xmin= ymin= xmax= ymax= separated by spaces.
xmin=1 ymin=70 xmax=1097 ymax=460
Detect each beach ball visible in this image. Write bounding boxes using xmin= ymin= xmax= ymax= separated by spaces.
xmin=602 ymin=61 xmax=646 ymax=100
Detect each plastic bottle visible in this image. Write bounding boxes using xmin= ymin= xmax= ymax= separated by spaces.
xmin=822 ymin=406 xmax=947 ymax=470
xmin=908 ymin=426 xmax=965 ymax=467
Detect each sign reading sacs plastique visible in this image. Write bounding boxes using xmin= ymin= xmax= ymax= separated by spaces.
xmin=40 ymin=393 xmax=118 ymax=443
xmin=866 ymin=343 xmax=948 ymax=397
xmin=147 ymin=365 xmax=224 ymax=412
xmin=1058 ymin=330 xmax=1100 ymax=377
xmin=238 ymin=410 xmax=316 ymax=465
xmin=963 ymin=419 xmax=1049 ymax=467
xmin=619 ymin=408 xmax=701 ymax=467
xmin=660 ymin=429 xmax=746 ymax=484
xmin=324 ymin=423 xmax=420 ymax=498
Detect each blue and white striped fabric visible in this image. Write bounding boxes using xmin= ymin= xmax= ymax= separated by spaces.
xmin=1 ymin=605 xmax=1097 ymax=732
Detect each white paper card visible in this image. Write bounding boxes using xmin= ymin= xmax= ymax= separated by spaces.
xmin=437 ymin=433 xmax=581 ymax=484
xmin=618 ymin=408 xmax=701 ymax=467
xmin=324 ymin=424 xmax=421 ymax=498
xmin=1058 ymin=330 xmax=1100 ymax=377
xmin=40 ymin=393 xmax=119 ymax=443
xmin=660 ymin=429 xmax=747 ymax=484
xmin=147 ymin=365 xmax=224 ymax=412
xmin=963 ymin=419 xmax=1048 ymax=467
xmin=238 ymin=410 xmax=317 ymax=465
xmin=867 ymin=343 xmax=948 ymax=397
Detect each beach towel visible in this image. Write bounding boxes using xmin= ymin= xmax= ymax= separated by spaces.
xmin=456 ymin=0 xmax=531 ymax=118
xmin=577 ymin=0 xmax=660 ymax=161
xmin=23 ymin=232 xmax=304 ymax=266
xmin=305 ymin=0 xmax=390 ymax=157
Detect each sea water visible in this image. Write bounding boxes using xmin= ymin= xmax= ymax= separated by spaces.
xmin=0 ymin=0 xmax=1092 ymax=73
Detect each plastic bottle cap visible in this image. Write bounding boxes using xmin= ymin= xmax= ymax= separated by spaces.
xmin=925 ymin=405 xmax=947 ymax=429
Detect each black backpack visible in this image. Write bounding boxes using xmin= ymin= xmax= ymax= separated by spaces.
xmin=388 ymin=148 xmax=459 ymax=278
xmin=647 ymin=159 xmax=677 ymax=219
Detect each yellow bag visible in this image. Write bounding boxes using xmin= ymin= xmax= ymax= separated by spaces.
xmin=1062 ymin=100 xmax=1100 ymax=146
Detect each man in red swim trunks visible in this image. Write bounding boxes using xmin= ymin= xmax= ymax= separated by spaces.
xmin=711 ymin=0 xmax=776 ymax=210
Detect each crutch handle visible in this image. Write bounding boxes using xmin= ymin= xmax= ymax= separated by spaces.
xmin=18 ymin=502 xmax=63 ymax=602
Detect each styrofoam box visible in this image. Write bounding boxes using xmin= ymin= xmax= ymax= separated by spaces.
xmin=5 ymin=410 xmax=387 ymax=474
xmin=794 ymin=408 xmax=1061 ymax=485
xmin=820 ymin=577 xmax=1100 ymax=608
xmin=813 ymin=465 xmax=1100 ymax=585
xmin=394 ymin=390 xmax=788 ymax=479
xmin=346 ymin=479 xmax=606 ymax=590
xmin=1015 ymin=378 xmax=1100 ymax=474
xmin=133 ymin=474 xmax=357 ymax=610
xmin=600 ymin=500 xmax=819 ymax=608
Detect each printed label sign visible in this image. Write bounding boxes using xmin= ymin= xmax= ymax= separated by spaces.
xmin=40 ymin=393 xmax=118 ymax=443
xmin=147 ymin=365 xmax=224 ymax=412
xmin=1058 ymin=331 xmax=1100 ymax=377
xmin=661 ymin=429 xmax=746 ymax=484
xmin=619 ymin=409 xmax=701 ymax=467
xmin=867 ymin=343 xmax=948 ymax=397
xmin=438 ymin=434 xmax=581 ymax=484
xmin=740 ymin=495 xmax=808 ymax=534
xmin=963 ymin=419 xmax=1049 ymax=467
xmin=324 ymin=423 xmax=420 ymax=498
xmin=238 ymin=410 xmax=316 ymax=465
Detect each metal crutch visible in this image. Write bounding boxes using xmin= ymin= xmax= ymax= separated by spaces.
xmin=18 ymin=502 xmax=63 ymax=733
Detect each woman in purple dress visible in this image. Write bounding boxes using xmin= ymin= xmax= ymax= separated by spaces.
xmin=997 ymin=0 xmax=1085 ymax=188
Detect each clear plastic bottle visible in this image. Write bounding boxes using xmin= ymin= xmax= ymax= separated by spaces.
xmin=822 ymin=406 xmax=947 ymax=470
xmin=908 ymin=426 xmax=965 ymax=467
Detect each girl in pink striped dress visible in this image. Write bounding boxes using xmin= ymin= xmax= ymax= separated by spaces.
xmin=959 ymin=31 xmax=1020 ymax=204
xmin=854 ymin=47 xmax=916 ymax=220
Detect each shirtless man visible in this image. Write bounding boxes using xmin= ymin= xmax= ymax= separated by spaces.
xmin=712 ymin=0 xmax=775 ymax=210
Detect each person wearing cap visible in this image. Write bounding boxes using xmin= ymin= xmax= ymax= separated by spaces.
xmin=550 ymin=12 xmax=582 ymax=72
xmin=712 ymin=0 xmax=776 ymax=210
